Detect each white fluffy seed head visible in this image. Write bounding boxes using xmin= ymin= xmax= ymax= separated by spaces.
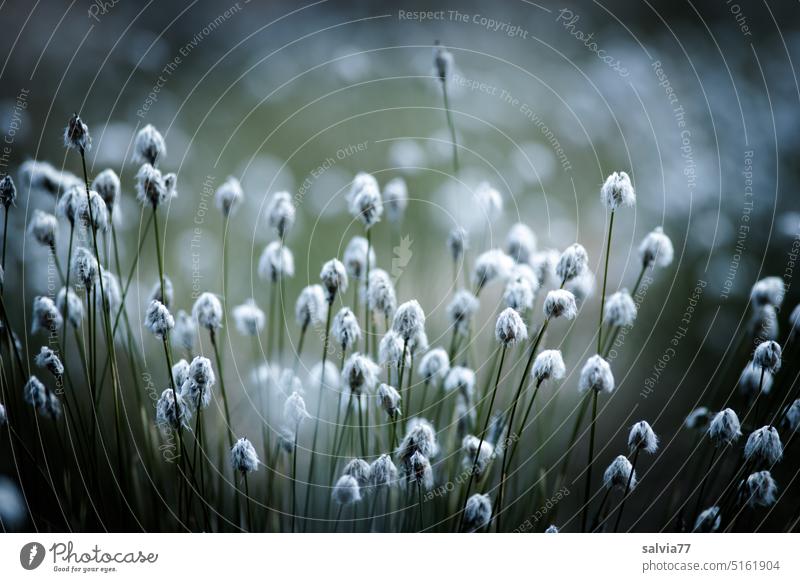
xmin=447 ymin=226 xmax=468 ymax=262
xmin=392 ymin=299 xmax=426 ymax=343
xmin=215 ymin=176 xmax=243 ymax=217
xmin=21 ymin=160 xmax=80 ymax=198
xmin=343 ymin=236 xmax=376 ymax=280
xmin=35 ymin=346 xmax=64 ymax=377
xmin=556 ymin=243 xmax=588 ymax=283
xmin=295 ymin=284 xmax=327 ymax=328
xmin=397 ymin=418 xmax=439 ymax=465
xmin=332 ymin=307 xmax=361 ymax=351
xmin=144 ymin=300 xmax=174 ymax=339
xmin=753 ymin=340 xmax=781 ymax=373
xmin=447 ymin=289 xmax=479 ymax=334
xmin=172 ymin=359 xmax=190 ymax=388
xmin=230 ymin=438 xmax=259 ymax=473
xmin=751 ymin=304 xmax=779 ymax=342
xmin=693 ymin=507 xmax=721 ymax=532
xmin=64 ymin=114 xmax=91 ymax=151
xmin=348 ymin=174 xmax=383 ymax=229
xmin=739 ymin=361 xmax=773 ymax=398
xmin=433 ymin=41 xmax=453 ymax=82
xmin=604 ymin=455 xmax=636 ymax=491
xmin=545 ymin=525 xmax=560 ymax=533
xmin=506 ymin=223 xmax=536 ymax=263
xmin=543 ymin=289 xmax=578 ymax=320
xmin=707 ymin=408 xmax=742 ymax=446
xmin=32 ymin=296 xmax=63 ymax=335
xmin=0 ymin=403 xmax=6 ymax=427
xmin=600 ymin=171 xmax=635 ymax=210
xmin=0 ymin=174 xmax=16 ymax=208
xmin=473 ymin=249 xmax=514 ymax=291
xmin=462 ymin=435 xmax=494 ymax=478
xmin=604 ymin=289 xmax=637 ymax=327
xmin=504 ymin=276 xmax=535 ymax=312
xmin=377 ymin=383 xmax=402 ymax=417
xmin=28 ymin=209 xmax=58 ymax=248
xmin=685 ymin=407 xmax=711 ymax=431
xmin=79 ymin=190 xmax=109 ymax=232
xmin=628 ymin=421 xmax=658 ymax=454
xmin=101 ymin=268 xmax=122 ymax=315
xmin=266 ymin=191 xmax=296 ymax=238
xmin=495 ymin=307 xmax=528 ymax=345
xmin=383 ymin=177 xmax=408 ymax=224
xmin=476 ymin=181 xmax=503 ymax=221
xmin=638 ymin=226 xmax=673 ymax=268
xmin=565 ymin=269 xmax=595 ymax=306
xmin=783 ymin=399 xmax=800 ymax=433
xmin=464 ymin=494 xmax=492 ymax=531
xmin=332 ymin=474 xmax=361 ymax=505
xmin=578 ymin=355 xmax=614 ymax=394
xmin=320 ymin=259 xmax=348 ymax=303
xmin=745 ymin=471 xmax=777 ymax=507
xmin=56 ymin=287 xmax=83 ymax=328
xmin=156 ymin=388 xmax=191 ymax=429
xmin=135 ymin=163 xmax=168 ymax=208
xmin=24 ymin=375 xmax=47 ymax=411
xmin=343 ymin=458 xmax=371 ymax=489
xmin=531 ymin=349 xmax=566 ymax=384
xmin=92 ymin=169 xmax=120 ymax=215
xmin=72 ymin=246 xmax=98 ymax=289
xmin=173 ymin=310 xmax=196 ymax=353
xmin=366 ymin=269 xmax=397 ymax=318
xmin=133 ymin=124 xmax=166 ymax=165
xmin=192 ymin=292 xmax=223 ymax=331
xmin=744 ymin=426 xmax=783 ymax=467
xmin=232 ymin=299 xmax=266 ymax=337
xmin=342 ymin=353 xmax=380 ymax=395
xmin=57 ymin=185 xmax=82 ymax=224
xmin=419 ymin=348 xmax=450 ymax=382
xmin=283 ymin=391 xmax=310 ymax=427
xmin=750 ymin=276 xmax=785 ymax=309
xmin=378 ymin=330 xmax=408 ymax=369
xmin=406 ymin=451 xmax=434 ymax=490
xmin=369 ymin=454 xmax=398 ymax=489
xmin=258 ymin=241 xmax=294 ymax=282
xmin=148 ymin=276 xmax=173 ymax=309
xmin=445 ymin=366 xmax=475 ymax=402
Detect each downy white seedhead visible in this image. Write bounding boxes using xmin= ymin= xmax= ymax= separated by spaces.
xmin=266 ymin=191 xmax=296 ymax=238
xmin=407 ymin=451 xmax=433 ymax=490
xmin=343 ymin=458 xmax=371 ymax=489
xmin=750 ymin=276 xmax=785 ymax=309
xmin=135 ymin=163 xmax=168 ymax=208
xmin=604 ymin=455 xmax=636 ymax=491
xmin=433 ymin=41 xmax=453 ymax=82
xmin=545 ymin=525 xmax=560 ymax=533
xmin=383 ymin=177 xmax=408 ymax=224
xmin=148 ymin=276 xmax=173 ymax=309
xmin=738 ymin=361 xmax=773 ymax=398
xmin=21 ymin=160 xmax=80 ymax=198
xmin=72 ymin=246 xmax=98 ymax=289
xmin=31 ymin=296 xmax=63 ymax=334
xmin=24 ymin=376 xmax=47 ymax=411
xmin=685 ymin=407 xmax=711 ymax=431
xmin=230 ymin=437 xmax=259 ymax=474
xmin=320 ymin=258 xmax=348 ymax=303
xmin=215 ymin=176 xmax=243 ymax=217
xmin=745 ymin=471 xmax=777 ymax=507
xmin=475 ymin=181 xmax=503 ymax=220
xmin=342 ymin=353 xmax=380 ymax=395
xmin=332 ymin=474 xmax=361 ymax=505
xmin=506 ymin=223 xmax=536 ymax=263
xmin=172 ymin=359 xmax=190 ymax=388
xmin=604 ymin=289 xmax=637 ymax=327
xmin=628 ymin=421 xmax=658 ymax=454
xmin=744 ymin=426 xmax=783 ymax=467
xmin=0 ymin=174 xmax=16 ymax=208
xmin=578 ymin=355 xmax=615 ymax=394
xmin=344 ymin=236 xmax=376 ymax=280
xmin=495 ymin=307 xmax=528 ymax=345
xmin=504 ymin=276 xmax=536 ymax=312
xmin=193 ymin=292 xmax=223 ymax=331
xmin=64 ymin=114 xmax=90 ymax=151
xmin=173 ymin=310 xmax=196 ymax=352
xmin=638 ymin=226 xmax=674 ymax=268
xmin=544 ymin=289 xmax=578 ymax=320
xmin=332 ymin=307 xmax=361 ymax=351
xmin=531 ymin=350 xmax=566 ymax=384
xmin=28 ymin=210 xmax=58 ymax=248
xmin=57 ymin=184 xmax=81 ymax=225
xmin=447 ymin=289 xmax=479 ymax=335
xmin=783 ymin=399 xmax=800 ymax=433
xmin=92 ymin=169 xmax=120 ymax=215
xmin=347 ymin=172 xmax=379 ymax=206
xmin=555 ymin=243 xmax=588 ymax=283
xmin=377 ymin=383 xmax=402 ymax=418
xmin=133 ymin=124 xmax=166 ymax=165
xmin=600 ymin=171 xmax=635 ymax=210
xmin=445 ymin=366 xmax=475 ymax=401
xmin=707 ymin=408 xmax=741 ymax=446
xmin=80 ymin=191 xmax=109 ymax=232
xmin=366 ymin=269 xmax=397 ymax=318
xmin=473 ymin=249 xmax=513 ymax=290
xmin=392 ymin=299 xmax=426 ymax=343
xmin=369 ymin=454 xmax=398 ymax=489
xmin=144 ymin=300 xmax=174 ymax=339
xmin=232 ymin=299 xmax=266 ymax=337
xmin=462 ymin=435 xmax=494 ymax=477
xmin=447 ymin=226 xmax=468 ymax=262
xmin=751 ymin=304 xmax=779 ymax=342
xmin=0 ymin=403 xmax=6 ymax=427
xmin=418 ymin=348 xmax=450 ymax=383
xmin=379 ymin=330 xmax=409 ymax=368
xmin=283 ymin=391 xmax=311 ymax=426
xmin=464 ymin=494 xmax=492 ymax=531
xmin=56 ymin=287 xmax=83 ymax=328
xmin=693 ymin=506 xmax=721 ymax=532
xmin=348 ymin=178 xmax=383 ymax=229
xmin=101 ymin=268 xmax=122 ymax=314
xmin=258 ymin=241 xmax=294 ymax=282
xmin=753 ymin=340 xmax=781 ymax=373
xmin=398 ymin=417 xmax=439 ymax=464
xmin=35 ymin=346 xmax=64 ymax=378
xmin=295 ymin=284 xmax=327 ymax=328
xmin=156 ymin=388 xmax=191 ymax=429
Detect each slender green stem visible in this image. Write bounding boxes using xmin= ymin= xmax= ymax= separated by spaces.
xmin=581 ymin=390 xmax=599 ymax=532
xmin=613 ymin=448 xmax=640 ymax=532
xmin=440 ymin=79 xmax=459 ymax=174
xmin=209 ymin=330 xmax=234 ymax=448
xmin=597 ymin=210 xmax=615 ymax=352
xmin=417 ymin=481 xmax=424 ymax=531
xmin=291 ymin=421 xmax=299 ymax=533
